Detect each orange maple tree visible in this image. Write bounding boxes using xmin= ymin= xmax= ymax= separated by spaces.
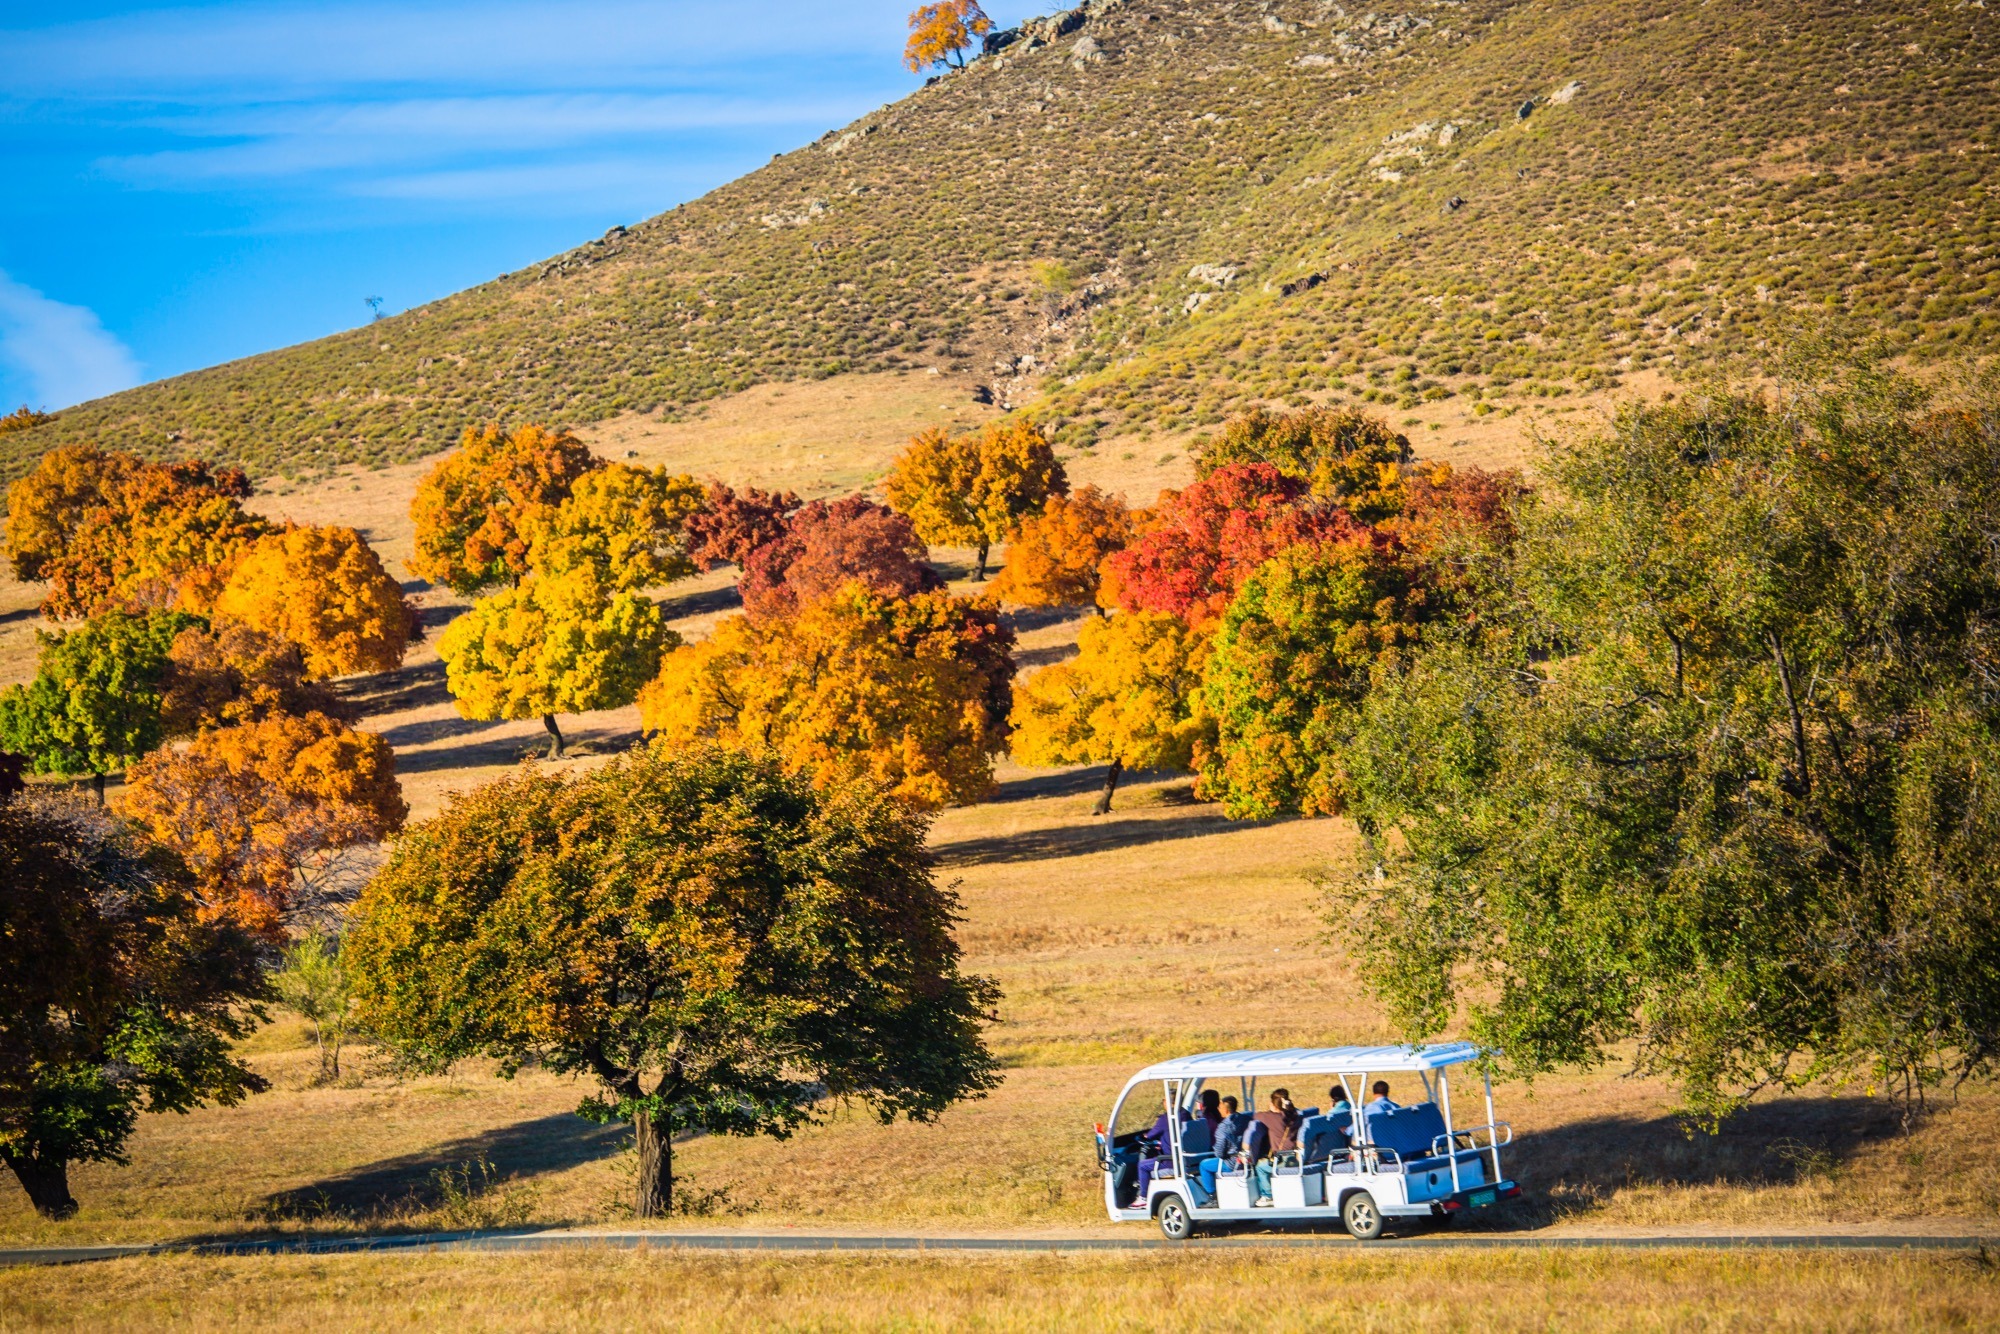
xmin=408 ymin=423 xmax=601 ymax=593
xmin=211 ymin=524 xmax=417 ymax=678
xmin=122 ymin=711 xmax=407 ymax=936
xmin=989 ymin=485 xmax=1137 ymax=610
xmin=903 ymin=0 xmax=992 ymax=72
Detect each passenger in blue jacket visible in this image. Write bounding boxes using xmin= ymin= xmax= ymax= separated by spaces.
xmin=1196 ymin=1096 xmax=1244 ymax=1205
xmin=1133 ymin=1091 xmax=1189 ymax=1205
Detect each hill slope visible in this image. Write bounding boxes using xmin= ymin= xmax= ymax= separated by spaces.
xmin=16 ymin=0 xmax=2000 ymax=480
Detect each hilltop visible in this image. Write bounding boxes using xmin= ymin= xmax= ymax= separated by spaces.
xmin=11 ymin=0 xmax=2000 ymax=480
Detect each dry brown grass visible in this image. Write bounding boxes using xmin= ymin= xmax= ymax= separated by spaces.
xmin=4 ymin=1248 xmax=1998 ymax=1332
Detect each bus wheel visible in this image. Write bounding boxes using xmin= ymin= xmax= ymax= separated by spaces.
xmin=1155 ymin=1192 xmax=1197 ymax=1241
xmin=1342 ymin=1191 xmax=1384 ymax=1241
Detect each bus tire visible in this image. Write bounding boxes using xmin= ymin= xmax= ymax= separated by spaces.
xmin=1342 ymin=1190 xmax=1384 ymax=1241
xmin=1155 ymin=1192 xmax=1197 ymax=1241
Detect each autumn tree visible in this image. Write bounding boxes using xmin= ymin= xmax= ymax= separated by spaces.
xmin=272 ymin=933 xmax=353 ymax=1084
xmin=211 ymin=524 xmax=416 ymax=678
xmin=989 ymin=485 xmax=1136 ymax=611
xmin=685 ymin=481 xmax=802 ymax=570
xmin=159 ymin=622 xmax=349 ymax=735
xmin=123 ymin=711 xmax=407 ymax=936
xmin=408 ymin=423 xmax=600 ymax=593
xmin=10 ymin=452 xmax=266 ymax=619
xmin=0 ymin=611 xmax=196 ymax=798
xmin=1197 ymin=537 xmax=1422 ymax=820
xmin=1009 ymin=609 xmax=1214 ymax=814
xmin=438 ymin=568 xmax=674 ymax=757
xmin=641 ymin=587 xmax=1014 ymax=808
xmin=523 ymin=463 xmax=705 ymax=590
xmin=1383 ymin=462 xmax=1528 ymax=607
xmin=1196 ymin=406 xmax=1413 ymax=522
xmin=347 ymin=742 xmax=999 ymax=1217
xmin=0 ymin=789 xmax=267 ymax=1220
xmin=740 ymin=495 xmax=941 ymax=619
xmin=886 ymin=421 xmax=1067 ymax=579
xmin=903 ymin=0 xmax=991 ymax=72
xmin=0 ymin=406 xmax=53 ymax=437
xmin=1102 ymin=463 xmax=1370 ymax=631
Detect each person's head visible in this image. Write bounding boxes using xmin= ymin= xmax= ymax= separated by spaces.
xmin=1268 ymin=1089 xmax=1287 ymax=1110
xmin=1371 ymin=1080 xmax=1390 ymax=1099
xmin=1273 ymin=1087 xmax=1293 ymax=1108
xmin=1331 ymin=1086 xmax=1349 ymax=1107
xmin=1200 ymin=1089 xmax=1220 ymax=1114
xmin=1221 ymin=1096 xmax=1238 ymax=1115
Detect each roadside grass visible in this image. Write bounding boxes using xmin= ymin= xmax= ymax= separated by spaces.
xmin=4 ymin=1249 xmax=1998 ymax=1332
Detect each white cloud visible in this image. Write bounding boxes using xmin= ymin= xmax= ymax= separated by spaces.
xmin=0 ymin=271 xmax=143 ymax=410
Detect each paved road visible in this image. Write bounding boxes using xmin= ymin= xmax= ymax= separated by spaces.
xmin=3 ymin=1230 xmax=1992 ymax=1267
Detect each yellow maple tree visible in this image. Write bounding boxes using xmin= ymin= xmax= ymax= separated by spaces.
xmin=640 ymin=585 xmax=1014 ymax=808
xmin=5 ymin=444 xmax=143 ymax=581
xmin=521 ymin=462 xmax=706 ymax=590
xmin=885 ymin=419 xmax=1067 ymax=578
xmin=903 ymin=0 xmax=992 ymax=72
xmin=989 ymin=485 xmax=1136 ymax=610
xmin=210 ymin=524 xmax=416 ymax=678
xmin=409 ymin=423 xmax=600 ymax=593
xmin=437 ymin=566 xmax=676 ymax=757
xmin=122 ymin=711 xmax=407 ymax=937
xmin=1009 ymin=610 xmax=1214 ymax=814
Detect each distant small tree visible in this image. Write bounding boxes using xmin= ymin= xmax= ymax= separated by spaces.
xmin=122 ymin=711 xmax=407 ymax=936
xmin=0 ymin=611 xmax=196 ymax=799
xmin=160 ymin=622 xmax=349 ymax=735
xmin=1009 ymin=611 xmax=1213 ymax=814
xmin=0 ymin=790 xmax=267 ymax=1220
xmin=346 ymin=742 xmax=1000 ymax=1218
xmin=642 ymin=586 xmax=1014 ymax=808
xmin=272 ymin=933 xmax=353 ymax=1083
xmin=211 ymin=525 xmax=417 ymax=679
xmin=523 ymin=463 xmax=706 ymax=590
xmin=989 ymin=485 xmax=1136 ymax=611
xmin=684 ymin=481 xmax=802 ymax=570
xmin=408 ymin=423 xmax=601 ymax=593
xmin=438 ymin=568 xmax=675 ymax=758
xmin=1103 ymin=463 xmax=1369 ymax=631
xmin=903 ymin=0 xmax=992 ymax=72
xmin=1196 ymin=407 xmax=1413 ymax=522
xmin=0 ymin=406 xmax=53 ymax=437
xmin=886 ymin=421 xmax=1067 ymax=578
xmin=740 ymin=495 xmax=941 ymax=619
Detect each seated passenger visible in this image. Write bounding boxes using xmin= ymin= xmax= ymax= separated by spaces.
xmin=1133 ymin=1091 xmax=1189 ymax=1204
xmin=1197 ymin=1095 xmax=1243 ymax=1205
xmin=1301 ymin=1087 xmax=1354 ymax=1166
xmin=1251 ymin=1090 xmax=1301 ymax=1206
xmin=1365 ymin=1080 xmax=1398 ymax=1113
xmin=1198 ymin=1088 xmax=1223 ymax=1137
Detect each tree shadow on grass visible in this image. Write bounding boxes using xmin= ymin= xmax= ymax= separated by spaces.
xmin=1453 ymin=1094 xmax=1905 ymax=1231
xmin=261 ymin=1112 xmax=626 ymax=1224
xmin=338 ymin=659 xmax=454 ymax=719
xmin=933 ymin=810 xmax=1246 ymax=866
xmin=660 ymin=583 xmax=742 ymax=620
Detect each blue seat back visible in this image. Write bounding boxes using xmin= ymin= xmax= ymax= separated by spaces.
xmin=1299 ymin=1110 xmax=1352 ymax=1164
xmin=1363 ymin=1102 xmax=1448 ymax=1157
xmin=1179 ymin=1118 xmax=1214 ymax=1155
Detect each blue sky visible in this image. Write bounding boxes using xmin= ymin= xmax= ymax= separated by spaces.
xmin=0 ymin=0 xmax=1031 ymax=411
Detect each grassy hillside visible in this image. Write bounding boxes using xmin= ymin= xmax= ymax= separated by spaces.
xmin=11 ymin=0 xmax=1997 ymax=481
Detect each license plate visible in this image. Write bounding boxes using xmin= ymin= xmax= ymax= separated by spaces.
xmin=1469 ymin=1189 xmax=1496 ymax=1207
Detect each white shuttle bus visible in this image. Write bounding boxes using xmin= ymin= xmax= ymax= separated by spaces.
xmin=1094 ymin=1044 xmax=1519 ymax=1240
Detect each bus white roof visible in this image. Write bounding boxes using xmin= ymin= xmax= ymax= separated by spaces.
xmin=1128 ymin=1044 xmax=1485 ymax=1082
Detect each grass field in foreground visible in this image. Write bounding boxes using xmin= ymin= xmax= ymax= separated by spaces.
xmin=4 ymin=1249 xmax=1999 ymax=1332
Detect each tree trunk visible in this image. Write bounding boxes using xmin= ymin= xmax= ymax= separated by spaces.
xmin=634 ymin=1108 xmax=672 ymax=1219
xmin=543 ymin=714 xmax=565 ymax=759
xmin=90 ymin=773 xmax=106 ymax=805
xmin=4 ymin=1152 xmax=77 ymax=1221
xmin=973 ymin=542 xmax=989 ymax=581
xmin=1092 ymin=759 xmax=1124 ymax=816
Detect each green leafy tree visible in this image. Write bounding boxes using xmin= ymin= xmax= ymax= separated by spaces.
xmin=273 ymin=933 xmax=353 ymax=1083
xmin=1009 ymin=611 xmax=1212 ymax=814
xmin=0 ymin=611 xmax=198 ymax=798
xmin=346 ymin=742 xmax=1001 ymax=1218
xmin=1198 ymin=537 xmax=1423 ymax=820
xmin=437 ymin=568 xmax=676 ymax=757
xmin=0 ymin=791 xmax=267 ymax=1219
xmin=1341 ymin=369 xmax=2000 ymax=1126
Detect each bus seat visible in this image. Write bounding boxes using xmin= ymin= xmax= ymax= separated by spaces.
xmin=1179 ymin=1119 xmax=1214 ymax=1156
xmin=1364 ymin=1102 xmax=1450 ymax=1161
xmin=1299 ymin=1113 xmax=1351 ymax=1165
